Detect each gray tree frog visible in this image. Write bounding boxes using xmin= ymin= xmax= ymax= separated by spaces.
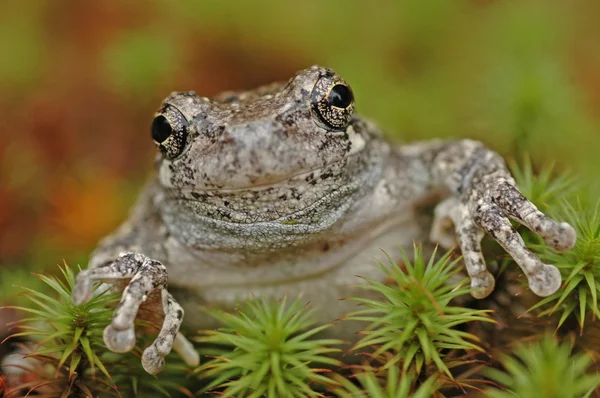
xmin=72 ymin=66 xmax=576 ymax=374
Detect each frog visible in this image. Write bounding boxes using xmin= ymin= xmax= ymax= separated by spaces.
xmin=72 ymin=65 xmax=577 ymax=375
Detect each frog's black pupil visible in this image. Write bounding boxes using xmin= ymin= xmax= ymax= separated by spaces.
xmin=151 ymin=115 xmax=172 ymax=143
xmin=328 ymin=84 xmax=353 ymax=108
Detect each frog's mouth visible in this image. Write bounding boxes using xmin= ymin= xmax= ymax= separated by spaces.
xmin=170 ymin=163 xmax=361 ymax=224
xmin=192 ymin=163 xmax=346 ymax=192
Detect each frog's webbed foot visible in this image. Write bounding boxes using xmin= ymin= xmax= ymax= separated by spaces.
xmin=431 ymin=179 xmax=576 ymax=299
xmin=72 ymin=252 xmax=200 ymax=374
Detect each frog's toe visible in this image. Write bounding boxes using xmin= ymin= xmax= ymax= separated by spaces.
xmin=527 ymin=263 xmax=562 ymax=297
xmin=103 ymin=325 xmax=136 ymax=353
xmin=547 ymin=222 xmax=577 ymax=253
xmin=437 ymin=199 xmax=496 ymax=299
xmin=142 ymin=344 xmax=166 ymax=374
xmin=138 ymin=292 xmax=195 ymax=374
xmin=491 ymin=180 xmax=577 ymax=252
xmin=72 ymin=270 xmax=93 ymax=306
xmin=430 ymin=197 xmax=460 ymax=249
xmin=141 ymin=333 xmax=199 ymax=374
xmin=173 ymin=332 xmax=200 ymax=367
xmin=470 ymin=271 xmax=495 ymax=299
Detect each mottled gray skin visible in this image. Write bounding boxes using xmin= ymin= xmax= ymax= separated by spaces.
xmin=72 ymin=66 xmax=577 ymax=374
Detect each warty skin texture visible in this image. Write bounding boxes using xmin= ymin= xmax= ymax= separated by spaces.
xmin=72 ymin=65 xmax=577 ymax=374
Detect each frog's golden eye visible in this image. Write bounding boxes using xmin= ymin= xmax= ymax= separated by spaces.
xmin=151 ymin=105 xmax=189 ymax=159
xmin=311 ymin=75 xmax=355 ymax=130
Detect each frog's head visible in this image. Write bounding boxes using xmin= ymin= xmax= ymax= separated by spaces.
xmin=151 ymin=65 xmax=370 ymax=191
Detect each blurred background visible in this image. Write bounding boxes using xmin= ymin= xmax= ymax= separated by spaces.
xmin=0 ymin=0 xmax=599 ymax=302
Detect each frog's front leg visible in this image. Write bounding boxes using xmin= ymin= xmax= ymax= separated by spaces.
xmin=412 ymin=139 xmax=577 ymax=299
xmin=72 ymin=252 xmax=199 ymax=374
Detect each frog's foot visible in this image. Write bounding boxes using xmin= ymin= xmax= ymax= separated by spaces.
xmin=72 ymin=252 xmax=200 ymax=374
xmin=432 ymin=181 xmax=576 ymax=299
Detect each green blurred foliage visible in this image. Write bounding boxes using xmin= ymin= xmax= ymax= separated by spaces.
xmin=0 ymin=0 xmax=599 ymax=289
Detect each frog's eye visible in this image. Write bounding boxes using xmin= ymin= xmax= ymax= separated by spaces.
xmin=151 ymin=105 xmax=189 ymax=159
xmin=311 ymin=75 xmax=355 ymax=130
